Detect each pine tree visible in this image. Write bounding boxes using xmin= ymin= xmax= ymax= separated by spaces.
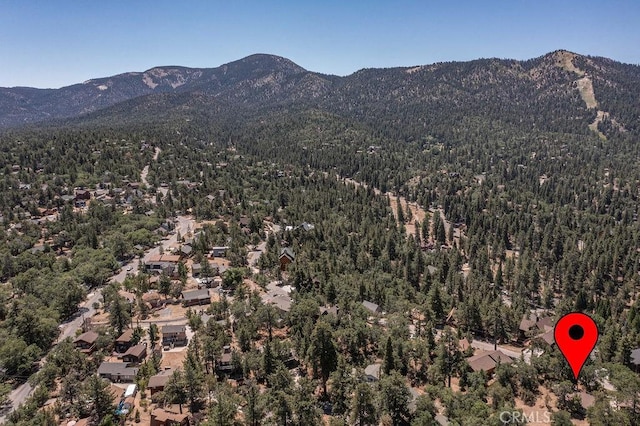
xmin=82 ymin=375 xmax=115 ymax=422
xmin=383 ymin=336 xmax=394 ymax=375
xmin=308 ymin=321 xmax=338 ymax=396
xmin=351 ymin=383 xmax=378 ymax=426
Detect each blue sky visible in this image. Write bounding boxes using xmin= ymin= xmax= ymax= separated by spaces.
xmin=1 ymin=0 xmax=639 ymax=88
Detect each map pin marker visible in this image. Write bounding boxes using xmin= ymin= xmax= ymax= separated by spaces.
xmin=554 ymin=312 xmax=598 ymax=380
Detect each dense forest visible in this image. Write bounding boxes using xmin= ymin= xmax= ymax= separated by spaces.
xmin=1 ymin=50 xmax=640 ymax=425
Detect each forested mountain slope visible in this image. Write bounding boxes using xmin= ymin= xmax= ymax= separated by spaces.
xmin=2 ymin=50 xmax=639 ymax=143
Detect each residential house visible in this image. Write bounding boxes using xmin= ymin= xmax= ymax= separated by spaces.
xmin=262 ymin=288 xmax=293 ymax=314
xmin=217 ymin=346 xmax=234 ymax=374
xmin=363 ymin=363 xmax=381 ymax=382
xmin=279 ymin=247 xmax=295 ymax=271
xmin=145 ymin=254 xmax=181 ymax=275
xmin=239 ymin=216 xmax=251 ymax=228
xmin=97 ymin=362 xmax=139 ymax=383
xmin=74 ymin=331 xmax=99 ymax=354
xmin=191 ymin=263 xmax=202 ymax=277
xmin=148 ymin=369 xmax=173 ymax=396
xmin=151 ymin=408 xmax=189 ymax=426
xmin=74 ymin=189 xmax=92 ymax=208
xmin=534 ymin=329 xmax=555 ymax=347
xmin=210 ymin=262 xmax=228 ymax=276
xmin=122 ymin=344 xmax=147 ymax=364
xmin=179 ymin=244 xmax=193 ymax=258
xmin=466 ymin=350 xmax=513 ymax=375
xmin=211 ymin=246 xmax=229 ymax=257
xmin=115 ymin=329 xmax=135 ymax=353
xmin=162 ymin=325 xmax=188 ymax=347
xmin=362 ymin=300 xmax=382 ymax=315
xmin=182 ymin=289 xmax=210 ymax=307
xmin=269 ymin=295 xmax=292 ymax=314
xmin=145 ymin=262 xmax=175 ymax=276
xmin=160 ymin=254 xmax=181 ymax=264
xmin=318 ymin=305 xmax=339 ymax=317
xmin=518 ymin=312 xmax=553 ymax=342
xmin=61 ymin=194 xmax=75 ymax=204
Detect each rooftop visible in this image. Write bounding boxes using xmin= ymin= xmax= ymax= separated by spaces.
xmin=74 ymin=330 xmax=99 ymax=344
xmin=162 ymin=324 xmax=186 ymax=334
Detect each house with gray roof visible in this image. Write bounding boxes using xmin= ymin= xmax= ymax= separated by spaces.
xmin=362 ymin=300 xmax=382 ymax=314
xmin=279 ymin=247 xmax=295 ymax=271
xmin=97 ymin=362 xmax=139 ymax=383
xmin=364 ymin=363 xmax=381 ymax=382
xmin=182 ymin=288 xmax=210 ymax=306
xmin=162 ymin=325 xmax=187 ymax=347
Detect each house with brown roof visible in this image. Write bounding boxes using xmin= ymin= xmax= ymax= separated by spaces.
xmin=518 ymin=312 xmax=553 ymax=342
xmin=122 ymin=343 xmax=147 ymax=364
xmin=151 ymin=407 xmax=189 ymax=426
xmin=148 ymin=368 xmax=173 ymax=395
xmin=467 ymin=350 xmax=513 ymax=375
xmin=75 ymin=189 xmax=92 ymax=200
xmin=160 ymin=254 xmax=181 ymax=264
xmin=74 ymin=331 xmax=99 ymax=354
xmin=115 ymin=329 xmax=135 ymax=353
xmin=162 ymin=325 xmax=188 ymax=347
xmin=216 ymin=346 xmax=234 ymax=374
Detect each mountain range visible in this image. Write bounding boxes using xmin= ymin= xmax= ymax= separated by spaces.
xmin=1 ymin=51 xmax=639 ymax=140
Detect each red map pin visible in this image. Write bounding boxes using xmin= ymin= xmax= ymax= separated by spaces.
xmin=554 ymin=312 xmax=598 ymax=380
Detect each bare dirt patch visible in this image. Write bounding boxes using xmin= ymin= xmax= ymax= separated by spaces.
xmin=555 ymin=51 xmax=584 ymax=76
xmin=588 ymin=110 xmax=608 ymax=139
xmin=387 ymin=192 xmax=427 ymax=237
xmin=160 ymin=350 xmax=188 ymax=370
xmin=576 ymin=77 xmax=597 ymax=109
